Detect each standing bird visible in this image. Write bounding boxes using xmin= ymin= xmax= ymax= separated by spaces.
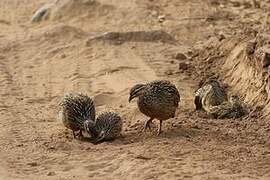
xmin=129 ymin=80 xmax=180 ymax=135
xmin=194 ymin=79 xmax=227 ymax=112
xmin=58 ymin=92 xmax=95 ymax=138
xmin=208 ymin=95 xmax=248 ymax=119
xmin=84 ymin=112 xmax=122 ymax=143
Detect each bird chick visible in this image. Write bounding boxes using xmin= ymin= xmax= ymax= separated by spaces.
xmin=208 ymin=95 xmax=248 ymax=119
xmin=58 ymin=92 xmax=95 ymax=138
xmin=84 ymin=111 xmax=122 ymax=143
xmin=195 ymin=79 xmax=227 ymax=112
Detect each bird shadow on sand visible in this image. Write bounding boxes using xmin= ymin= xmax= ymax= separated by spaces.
xmin=79 ymin=134 xmax=133 ymax=145
xmin=113 ymin=124 xmax=204 ymax=145
xmin=78 ymin=136 xmax=101 ymax=145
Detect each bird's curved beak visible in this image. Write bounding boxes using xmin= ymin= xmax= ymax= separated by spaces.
xmin=129 ymin=95 xmax=135 ymax=102
xmin=93 ymin=131 xmax=105 ymax=144
xmin=84 ymin=121 xmax=89 ymax=132
xmin=84 ymin=120 xmax=95 ymax=134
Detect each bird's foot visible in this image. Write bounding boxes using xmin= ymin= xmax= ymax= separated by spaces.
xmin=142 ymin=120 xmax=152 ymax=132
xmin=156 ymin=120 xmax=163 ymax=136
xmin=72 ymin=130 xmax=83 ymax=139
xmin=72 ymin=131 xmax=76 ymax=138
xmin=156 ymin=129 xmax=162 ymax=136
xmin=77 ymin=130 xmax=83 ymax=138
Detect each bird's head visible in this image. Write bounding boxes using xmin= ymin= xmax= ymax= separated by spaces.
xmin=129 ymin=84 xmax=146 ymax=102
xmin=205 ymin=78 xmax=220 ymax=87
xmin=94 ymin=130 xmax=107 ymax=144
xmin=83 ymin=120 xmax=96 ymax=134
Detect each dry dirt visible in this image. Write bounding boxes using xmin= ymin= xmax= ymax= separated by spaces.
xmin=0 ymin=0 xmax=270 ymax=179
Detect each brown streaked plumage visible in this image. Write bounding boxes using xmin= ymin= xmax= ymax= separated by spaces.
xmin=84 ymin=111 xmax=122 ymax=143
xmin=194 ymin=79 xmax=227 ymax=112
xmin=58 ymin=92 xmax=95 ymax=138
xmin=129 ymin=80 xmax=180 ymax=135
xmin=208 ymin=95 xmax=248 ymax=119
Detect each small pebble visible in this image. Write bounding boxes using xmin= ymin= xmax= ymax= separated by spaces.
xmin=179 ymin=62 xmax=189 ymax=70
xmin=135 ymin=155 xmax=152 ymax=160
xmin=171 ymin=123 xmax=177 ymax=127
xmin=165 ymin=70 xmax=174 ymax=75
xmin=61 ymin=54 xmax=66 ymax=58
xmin=27 ymin=162 xmax=38 ymax=167
xmin=47 ymin=171 xmax=56 ymax=176
xmin=48 ymin=146 xmax=55 ymax=150
xmin=158 ymin=15 xmax=165 ymax=22
xmin=175 ymin=53 xmax=187 ymax=60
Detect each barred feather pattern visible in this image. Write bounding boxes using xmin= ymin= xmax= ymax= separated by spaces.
xmin=194 ymin=84 xmax=210 ymax=110
xmin=207 ymin=96 xmax=248 ymax=119
xmin=59 ymin=92 xmax=95 ymax=132
xmin=136 ymin=80 xmax=180 ymax=120
xmin=85 ymin=112 xmax=122 ymax=142
xmin=195 ymin=80 xmax=227 ymax=112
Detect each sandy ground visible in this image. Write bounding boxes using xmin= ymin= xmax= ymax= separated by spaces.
xmin=0 ymin=0 xmax=270 ymax=179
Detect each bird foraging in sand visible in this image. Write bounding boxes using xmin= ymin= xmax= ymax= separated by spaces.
xmin=58 ymin=92 xmax=95 ymax=138
xmin=194 ymin=79 xmax=227 ymax=112
xmin=84 ymin=111 xmax=122 ymax=143
xmin=129 ymin=80 xmax=180 ymax=135
xmin=207 ymin=95 xmax=248 ymax=119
